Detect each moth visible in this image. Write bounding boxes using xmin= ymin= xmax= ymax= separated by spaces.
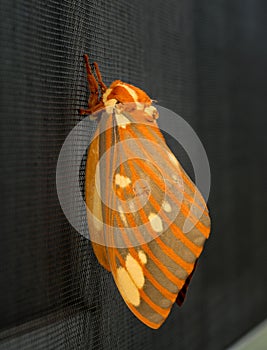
xmin=80 ymin=54 xmax=211 ymax=329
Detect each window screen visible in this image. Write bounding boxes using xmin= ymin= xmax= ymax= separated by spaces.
xmin=0 ymin=0 xmax=266 ymax=349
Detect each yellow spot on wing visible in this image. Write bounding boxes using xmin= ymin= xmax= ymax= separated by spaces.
xmin=148 ymin=213 xmax=163 ymax=233
xmin=125 ymin=254 xmax=145 ymax=289
xmin=162 ymin=200 xmax=172 ymax=213
xmin=115 ymin=174 xmax=131 ymax=188
xmin=138 ymin=250 xmax=147 ymax=265
xmin=118 ymin=205 xmax=128 ymax=226
xmin=116 ymin=267 xmax=140 ymax=306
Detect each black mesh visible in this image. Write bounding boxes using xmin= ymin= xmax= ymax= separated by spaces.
xmin=0 ymin=0 xmax=266 ymax=349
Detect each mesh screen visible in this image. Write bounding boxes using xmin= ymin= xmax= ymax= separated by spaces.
xmin=0 ymin=0 xmax=266 ymax=349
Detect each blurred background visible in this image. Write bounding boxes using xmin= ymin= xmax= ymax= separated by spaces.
xmin=0 ymin=0 xmax=266 ymax=349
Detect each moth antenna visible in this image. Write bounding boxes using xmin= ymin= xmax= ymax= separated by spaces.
xmin=93 ymin=62 xmax=107 ymax=94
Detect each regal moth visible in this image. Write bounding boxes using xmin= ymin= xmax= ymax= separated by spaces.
xmin=80 ymin=54 xmax=211 ymax=329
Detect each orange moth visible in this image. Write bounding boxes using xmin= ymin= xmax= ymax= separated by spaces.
xmin=80 ymin=54 xmax=211 ymax=329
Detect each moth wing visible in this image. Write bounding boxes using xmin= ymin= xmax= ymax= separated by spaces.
xmin=85 ymin=108 xmax=210 ymax=328
xmin=100 ymin=110 xmax=211 ymax=329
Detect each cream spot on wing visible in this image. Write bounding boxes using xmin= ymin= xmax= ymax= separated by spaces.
xmin=162 ymin=200 xmax=172 ymax=213
xmin=172 ymin=174 xmax=183 ymax=187
xmin=118 ymin=205 xmax=128 ymax=226
xmin=168 ymin=152 xmax=179 ymax=167
xmin=116 ymin=267 xmax=140 ymax=306
xmin=138 ymin=250 xmax=147 ymax=265
xmin=125 ymin=254 xmax=145 ymax=289
xmin=115 ymin=113 xmax=131 ymax=128
xmin=148 ymin=213 xmax=163 ymax=233
xmin=115 ymin=174 xmax=131 ymax=188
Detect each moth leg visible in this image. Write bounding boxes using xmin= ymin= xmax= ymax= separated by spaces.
xmin=79 ymin=101 xmax=105 ymax=116
xmin=79 ymin=54 xmax=108 ymax=116
xmin=83 ymin=54 xmax=100 ymax=108
xmin=93 ymin=62 xmax=107 ymax=94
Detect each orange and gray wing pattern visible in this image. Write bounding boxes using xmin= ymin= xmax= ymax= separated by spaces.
xmin=85 ymin=106 xmax=210 ymax=329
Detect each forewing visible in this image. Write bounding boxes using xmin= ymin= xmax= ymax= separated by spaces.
xmin=98 ymin=110 xmax=211 ymax=329
xmin=85 ymin=107 xmax=210 ymax=328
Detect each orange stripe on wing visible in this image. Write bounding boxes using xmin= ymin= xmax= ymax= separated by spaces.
xmin=127 ymin=303 xmax=164 ymax=329
xmin=113 ymin=249 xmax=170 ymax=317
xmin=121 ymin=221 xmax=185 ymax=289
xmin=130 ymin=154 xmax=210 ymax=239
xmin=113 ymin=213 xmax=177 ymax=302
xmin=120 ymin=141 xmax=210 ymax=243
xmin=120 ymin=128 xmax=209 ymax=225
xmin=138 ymin=123 xmax=208 ymax=209
xmin=126 ymin=123 xmax=209 ymax=212
xmin=124 ymin=157 xmax=193 ymax=263
xmin=116 ymin=141 xmax=199 ymax=278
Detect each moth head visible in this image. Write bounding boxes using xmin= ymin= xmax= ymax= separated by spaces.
xmin=80 ymin=55 xmax=158 ymax=122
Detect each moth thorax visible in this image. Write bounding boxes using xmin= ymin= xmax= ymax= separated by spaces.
xmin=102 ymin=80 xmax=152 ymax=110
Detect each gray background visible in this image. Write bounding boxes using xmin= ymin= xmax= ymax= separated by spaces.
xmin=0 ymin=0 xmax=266 ymax=349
